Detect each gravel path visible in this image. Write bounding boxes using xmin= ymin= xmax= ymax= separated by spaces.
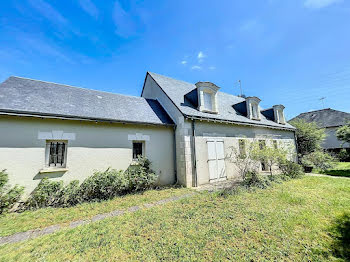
xmin=0 ymin=193 xmax=194 ymax=246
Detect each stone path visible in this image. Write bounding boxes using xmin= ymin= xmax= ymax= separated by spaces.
xmin=306 ymin=173 xmax=350 ymax=179
xmin=0 ymin=193 xmax=194 ymax=246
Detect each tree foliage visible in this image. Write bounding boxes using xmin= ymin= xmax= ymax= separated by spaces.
xmin=336 ymin=122 xmax=350 ymax=145
xmin=289 ymin=119 xmax=326 ymax=157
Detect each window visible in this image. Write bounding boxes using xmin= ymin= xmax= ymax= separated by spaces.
xmin=273 ymin=140 xmax=278 ymax=149
xmin=251 ymin=103 xmax=259 ymax=119
xmin=133 ymin=142 xmax=144 ymax=160
xmin=203 ymin=92 xmax=213 ymax=111
xmin=259 ymin=140 xmax=267 ymax=171
xmin=46 ymin=141 xmax=67 ymax=168
xmin=239 ymin=139 xmax=246 ymax=158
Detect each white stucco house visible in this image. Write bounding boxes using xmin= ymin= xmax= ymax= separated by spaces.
xmin=0 ymin=72 xmax=296 ymax=193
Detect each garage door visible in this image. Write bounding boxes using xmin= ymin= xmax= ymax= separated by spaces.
xmin=207 ymin=139 xmax=226 ymax=182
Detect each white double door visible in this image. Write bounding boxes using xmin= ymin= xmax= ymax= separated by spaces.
xmin=207 ymin=139 xmax=226 ymax=182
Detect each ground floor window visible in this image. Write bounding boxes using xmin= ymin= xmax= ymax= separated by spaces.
xmin=46 ymin=141 xmax=67 ymax=167
xmin=132 ymin=141 xmax=144 ymax=160
xmin=259 ymin=140 xmax=268 ymax=171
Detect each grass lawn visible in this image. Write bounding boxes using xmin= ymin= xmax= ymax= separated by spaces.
xmin=0 ymin=187 xmax=190 ymax=237
xmin=321 ymin=162 xmax=350 ymax=177
xmin=0 ymin=176 xmax=349 ymax=261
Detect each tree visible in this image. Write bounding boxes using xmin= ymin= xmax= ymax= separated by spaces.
xmin=250 ymin=142 xmax=288 ymax=176
xmin=289 ymin=119 xmax=326 ymax=158
xmin=227 ymin=141 xmax=260 ymax=180
xmin=336 ymin=122 xmax=350 ymax=145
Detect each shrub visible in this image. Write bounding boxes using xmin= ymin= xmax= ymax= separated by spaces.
xmin=25 ymin=178 xmax=64 ymax=209
xmin=0 ymin=170 xmax=24 ymax=214
xmin=79 ymin=169 xmax=128 ymax=201
xmin=55 ymin=180 xmax=81 ymax=207
xmin=24 ymin=157 xmax=158 ymax=210
xmin=242 ymin=171 xmax=272 ymax=189
xmin=301 ymin=151 xmax=335 ymax=171
xmin=278 ymin=160 xmax=304 ymax=178
xmin=337 ymin=149 xmax=350 ymax=162
xmin=126 ymin=157 xmax=158 ymax=191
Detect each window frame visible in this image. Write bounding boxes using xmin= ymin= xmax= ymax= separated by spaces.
xmin=45 ymin=140 xmax=68 ymax=168
xmin=238 ymin=139 xmax=246 ymax=158
xmin=258 ymin=140 xmax=268 ymax=171
xmin=273 ymin=140 xmax=278 ymax=149
xmin=132 ymin=141 xmax=145 ymax=160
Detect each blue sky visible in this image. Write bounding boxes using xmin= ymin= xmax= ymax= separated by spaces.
xmin=0 ymin=0 xmax=349 ymax=119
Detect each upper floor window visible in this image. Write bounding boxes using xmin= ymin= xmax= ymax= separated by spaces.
xmin=46 ymin=141 xmax=67 ymax=168
xmin=203 ymin=92 xmax=213 ymax=111
xmin=196 ymin=82 xmax=220 ymax=113
xmin=273 ymin=105 xmax=286 ymax=124
xmin=246 ymin=97 xmax=261 ymax=120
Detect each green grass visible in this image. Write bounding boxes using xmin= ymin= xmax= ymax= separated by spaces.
xmin=0 ymin=176 xmax=349 ymax=261
xmin=0 ymin=187 xmax=190 ymax=237
xmin=321 ymin=162 xmax=350 ymax=177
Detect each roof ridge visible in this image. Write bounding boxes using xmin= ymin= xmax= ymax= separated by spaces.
xmin=148 ymin=72 xmax=243 ymax=99
xmin=8 ymin=76 xmax=144 ymax=101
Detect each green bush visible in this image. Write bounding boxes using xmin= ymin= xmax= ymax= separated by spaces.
xmin=279 ymin=160 xmax=304 ymax=178
xmin=24 ymin=157 xmax=158 ymax=210
xmin=242 ymin=172 xmax=272 ymax=189
xmin=79 ymin=169 xmax=128 ymax=201
xmin=25 ymin=178 xmax=64 ymax=209
xmin=337 ymin=149 xmax=350 ymax=162
xmin=126 ymin=157 xmax=158 ymax=191
xmin=301 ymin=151 xmax=335 ymax=171
xmin=0 ymin=170 xmax=24 ymax=214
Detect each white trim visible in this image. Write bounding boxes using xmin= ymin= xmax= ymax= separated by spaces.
xmin=128 ymin=133 xmax=150 ymax=141
xmin=38 ymin=130 xmax=76 ymax=140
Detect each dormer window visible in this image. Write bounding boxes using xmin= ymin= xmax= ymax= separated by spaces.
xmin=203 ymin=92 xmax=213 ymax=111
xmin=246 ymin=96 xmax=261 ymax=120
xmin=196 ymin=82 xmax=220 ymax=113
xmin=273 ymin=105 xmax=286 ymax=124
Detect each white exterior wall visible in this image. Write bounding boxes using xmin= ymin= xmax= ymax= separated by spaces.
xmin=142 ymin=75 xmax=194 ymax=187
xmin=323 ymin=127 xmax=349 ymax=149
xmin=0 ymin=115 xmax=175 ymax=194
xmin=193 ymin=121 xmax=296 ymax=186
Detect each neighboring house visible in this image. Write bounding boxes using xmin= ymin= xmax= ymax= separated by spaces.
xmin=0 ymin=72 xmax=296 ymax=193
xmin=290 ymin=108 xmax=350 ymax=151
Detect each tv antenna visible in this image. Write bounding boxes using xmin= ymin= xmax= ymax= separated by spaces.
xmin=319 ymin=97 xmax=326 ymax=109
xmin=238 ymin=80 xmax=243 ymax=97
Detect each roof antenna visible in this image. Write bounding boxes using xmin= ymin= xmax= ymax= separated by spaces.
xmin=237 ymin=80 xmax=245 ymax=98
xmin=319 ymin=97 xmax=326 ymax=109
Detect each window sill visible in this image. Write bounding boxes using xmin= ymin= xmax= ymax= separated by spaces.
xmin=39 ymin=168 xmax=68 ymax=174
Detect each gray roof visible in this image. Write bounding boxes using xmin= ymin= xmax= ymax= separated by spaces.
xmin=0 ymin=76 xmax=173 ymax=126
xmin=290 ymin=108 xmax=350 ymax=128
xmin=147 ymin=72 xmax=295 ymax=130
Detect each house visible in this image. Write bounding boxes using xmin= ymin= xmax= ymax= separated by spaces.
xmin=0 ymin=72 xmax=296 ymax=193
xmin=290 ymin=108 xmax=350 ymax=152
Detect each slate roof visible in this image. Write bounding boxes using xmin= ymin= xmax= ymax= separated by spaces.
xmin=290 ymin=108 xmax=350 ymax=128
xmin=0 ymin=76 xmax=173 ymax=126
xmin=146 ymin=72 xmax=295 ymax=130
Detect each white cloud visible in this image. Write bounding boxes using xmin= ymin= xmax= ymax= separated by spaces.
xmin=304 ymin=0 xmax=342 ymax=9
xmin=28 ymin=0 xmax=67 ymax=25
xmin=197 ymin=51 xmax=206 ymax=60
xmin=209 ymin=66 xmax=216 ymax=70
xmin=181 ymin=60 xmax=187 ymax=65
xmin=79 ymin=0 xmax=99 ymax=19
xmin=113 ymin=1 xmax=137 ymax=38
xmin=191 ymin=65 xmax=201 ymax=70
